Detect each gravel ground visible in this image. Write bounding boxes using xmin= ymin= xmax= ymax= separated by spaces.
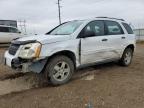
xmin=0 ymin=44 xmax=143 ymax=108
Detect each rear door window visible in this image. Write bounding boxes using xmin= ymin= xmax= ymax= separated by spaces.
xmin=122 ymin=23 xmax=134 ymax=34
xmin=0 ymin=27 xmax=9 ymax=33
xmin=105 ymin=21 xmax=124 ymax=35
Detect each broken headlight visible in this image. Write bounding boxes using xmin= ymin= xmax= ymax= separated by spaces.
xmin=18 ymin=42 xmax=42 ymax=59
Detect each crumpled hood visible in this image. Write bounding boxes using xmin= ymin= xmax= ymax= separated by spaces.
xmin=17 ymin=34 xmax=71 ymax=44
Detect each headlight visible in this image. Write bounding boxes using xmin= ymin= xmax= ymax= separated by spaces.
xmin=18 ymin=42 xmax=42 ymax=59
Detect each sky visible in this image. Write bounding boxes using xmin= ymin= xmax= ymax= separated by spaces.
xmin=0 ymin=0 xmax=144 ymax=34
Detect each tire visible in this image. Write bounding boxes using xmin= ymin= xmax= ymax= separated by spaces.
xmin=44 ymin=55 xmax=74 ymax=85
xmin=119 ymin=48 xmax=133 ymax=66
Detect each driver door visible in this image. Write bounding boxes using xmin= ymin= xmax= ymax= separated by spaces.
xmin=8 ymin=27 xmax=22 ymax=41
xmin=80 ymin=20 xmax=111 ymax=65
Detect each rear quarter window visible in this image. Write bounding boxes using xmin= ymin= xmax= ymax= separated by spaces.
xmin=122 ymin=23 xmax=134 ymax=34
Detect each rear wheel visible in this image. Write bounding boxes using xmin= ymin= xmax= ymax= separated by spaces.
xmin=119 ymin=48 xmax=133 ymax=66
xmin=44 ymin=55 xmax=74 ymax=85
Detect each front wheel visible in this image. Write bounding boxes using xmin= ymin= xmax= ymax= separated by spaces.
xmin=44 ymin=55 xmax=74 ymax=85
xmin=119 ymin=48 xmax=133 ymax=66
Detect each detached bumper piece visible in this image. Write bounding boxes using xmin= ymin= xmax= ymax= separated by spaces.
xmin=11 ymin=58 xmax=22 ymax=69
xmin=11 ymin=58 xmax=47 ymax=73
xmin=11 ymin=58 xmax=31 ymax=73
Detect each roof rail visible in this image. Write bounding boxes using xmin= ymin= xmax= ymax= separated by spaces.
xmin=96 ymin=17 xmax=125 ymax=21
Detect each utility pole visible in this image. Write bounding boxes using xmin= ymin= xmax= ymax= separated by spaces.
xmin=18 ymin=20 xmax=27 ymax=34
xmin=23 ymin=20 xmax=27 ymax=34
xmin=57 ymin=0 xmax=62 ymax=24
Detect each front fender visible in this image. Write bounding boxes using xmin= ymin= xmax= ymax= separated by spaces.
xmin=40 ymin=39 xmax=80 ymax=61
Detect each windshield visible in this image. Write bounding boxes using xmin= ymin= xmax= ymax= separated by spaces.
xmin=49 ymin=21 xmax=83 ymax=35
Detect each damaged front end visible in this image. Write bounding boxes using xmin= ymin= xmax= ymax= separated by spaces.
xmin=5 ymin=40 xmax=47 ymax=73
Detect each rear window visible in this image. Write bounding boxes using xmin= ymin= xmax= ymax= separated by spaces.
xmin=122 ymin=23 xmax=134 ymax=34
xmin=0 ymin=27 xmax=9 ymax=32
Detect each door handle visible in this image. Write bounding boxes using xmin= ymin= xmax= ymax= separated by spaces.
xmin=102 ymin=39 xmax=108 ymax=42
xmin=121 ymin=37 xmax=126 ymax=39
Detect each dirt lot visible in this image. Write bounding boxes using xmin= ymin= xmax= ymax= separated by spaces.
xmin=0 ymin=44 xmax=143 ymax=108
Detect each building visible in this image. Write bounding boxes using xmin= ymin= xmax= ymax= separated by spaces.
xmin=0 ymin=20 xmax=17 ymax=27
xmin=133 ymin=29 xmax=144 ymax=40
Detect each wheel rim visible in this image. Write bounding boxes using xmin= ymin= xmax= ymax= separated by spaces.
xmin=53 ymin=61 xmax=70 ymax=81
xmin=124 ymin=51 xmax=132 ymax=65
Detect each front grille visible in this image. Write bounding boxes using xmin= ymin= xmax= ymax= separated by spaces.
xmin=8 ymin=44 xmax=20 ymax=55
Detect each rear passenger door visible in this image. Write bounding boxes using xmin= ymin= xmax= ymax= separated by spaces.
xmin=104 ymin=20 xmax=125 ymax=59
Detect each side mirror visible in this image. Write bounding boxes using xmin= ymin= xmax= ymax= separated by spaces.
xmin=83 ymin=30 xmax=95 ymax=38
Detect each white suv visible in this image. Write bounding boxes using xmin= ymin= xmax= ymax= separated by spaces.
xmin=4 ymin=17 xmax=136 ymax=85
xmin=0 ymin=25 xmax=22 ymax=43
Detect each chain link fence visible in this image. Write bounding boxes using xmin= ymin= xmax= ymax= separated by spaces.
xmin=133 ymin=29 xmax=144 ymax=41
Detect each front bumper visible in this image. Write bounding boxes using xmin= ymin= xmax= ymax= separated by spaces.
xmin=5 ymin=51 xmax=17 ymax=67
xmin=4 ymin=51 xmax=47 ymax=73
xmin=5 ymin=51 xmax=31 ymax=73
